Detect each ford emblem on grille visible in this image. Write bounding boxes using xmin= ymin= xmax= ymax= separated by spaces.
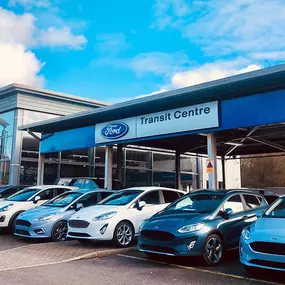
xmin=272 ymin=237 xmax=278 ymax=241
xmin=101 ymin=123 xmax=129 ymax=139
xmin=154 ymin=226 xmax=159 ymax=229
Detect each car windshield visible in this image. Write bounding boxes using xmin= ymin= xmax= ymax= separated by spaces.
xmin=7 ymin=188 xmax=40 ymax=202
xmin=44 ymin=192 xmax=82 ymax=207
xmin=265 ymin=197 xmax=285 ymax=218
xmin=166 ymin=193 xmax=225 ymax=213
xmin=98 ymin=190 xmax=143 ymax=206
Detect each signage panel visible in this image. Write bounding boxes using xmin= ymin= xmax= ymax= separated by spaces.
xmin=95 ymin=101 xmax=219 ymax=144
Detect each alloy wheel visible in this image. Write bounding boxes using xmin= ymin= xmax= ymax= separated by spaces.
xmin=53 ymin=221 xmax=68 ymax=242
xmin=116 ymin=223 xmax=133 ymax=247
xmin=204 ymin=236 xmax=223 ymax=265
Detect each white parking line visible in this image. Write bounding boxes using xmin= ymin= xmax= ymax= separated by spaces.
xmin=118 ymin=254 xmax=283 ymax=285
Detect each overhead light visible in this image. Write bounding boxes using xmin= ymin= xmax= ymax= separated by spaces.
xmin=224 ymin=142 xmax=243 ymax=146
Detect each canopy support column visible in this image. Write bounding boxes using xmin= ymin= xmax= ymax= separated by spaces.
xmin=37 ymin=153 xmax=45 ymax=185
xmin=117 ymin=145 xmax=123 ymax=183
xmin=104 ymin=146 xmax=113 ymax=190
xmin=175 ymin=151 xmax=181 ymax=190
xmin=207 ymin=133 xmax=218 ymax=190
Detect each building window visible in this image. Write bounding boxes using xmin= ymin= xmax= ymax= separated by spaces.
xmin=0 ymin=111 xmax=15 ymax=185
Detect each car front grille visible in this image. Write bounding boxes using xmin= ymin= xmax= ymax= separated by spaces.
xmin=140 ymin=244 xmax=176 ymax=255
xmin=16 ymin=219 xmax=32 ymax=227
xmin=250 ymin=259 xmax=285 ymax=270
xmin=68 ymin=232 xmax=91 ymax=237
xmin=141 ymin=230 xmax=175 ymax=241
xmin=69 ymin=220 xmax=90 ymax=228
xmin=250 ymin=242 xmax=285 ymax=255
xmin=15 ymin=229 xmax=31 ymax=236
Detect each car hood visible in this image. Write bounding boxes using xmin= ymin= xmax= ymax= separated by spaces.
xmin=19 ymin=206 xmax=64 ymax=220
xmin=251 ymin=217 xmax=285 ymax=237
xmin=145 ymin=210 xmax=210 ymax=231
xmin=70 ymin=205 xmax=122 ymax=221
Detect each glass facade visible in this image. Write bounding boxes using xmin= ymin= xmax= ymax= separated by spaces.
xmin=0 ymin=111 xmax=15 ymax=185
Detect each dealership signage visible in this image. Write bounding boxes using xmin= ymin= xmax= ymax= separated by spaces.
xmin=95 ymin=101 xmax=219 ymax=144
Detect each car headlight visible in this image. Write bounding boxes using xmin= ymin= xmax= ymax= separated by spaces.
xmin=0 ymin=204 xmax=13 ymax=212
xmin=178 ymin=222 xmax=205 ymax=233
xmin=138 ymin=219 xmax=149 ymax=233
xmin=93 ymin=211 xmax=117 ymax=221
xmin=241 ymin=227 xmax=251 ymax=240
xmin=34 ymin=214 xmax=56 ymax=222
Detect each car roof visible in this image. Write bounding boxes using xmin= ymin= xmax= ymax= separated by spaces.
xmin=190 ymin=189 xmax=264 ymax=196
xmin=58 ymin=177 xmax=122 ymax=182
xmin=123 ymin=187 xmax=184 ymax=193
xmin=24 ymin=185 xmax=77 ymax=190
xmin=74 ymin=189 xmax=116 ymax=194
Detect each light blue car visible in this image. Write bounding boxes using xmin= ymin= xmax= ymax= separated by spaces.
xmin=240 ymin=196 xmax=285 ymax=272
xmin=14 ymin=189 xmax=115 ymax=242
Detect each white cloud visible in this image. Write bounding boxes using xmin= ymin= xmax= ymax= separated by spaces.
xmin=9 ymin=0 xmax=51 ymax=9
xmin=136 ymin=88 xmax=168 ymax=99
xmin=38 ymin=27 xmax=87 ymax=50
xmin=96 ymin=33 xmax=129 ymax=54
xmin=152 ymin=0 xmax=190 ymax=30
xmin=0 ymin=7 xmax=36 ymax=47
xmin=170 ymin=62 xmax=262 ymax=89
xmin=251 ymin=51 xmax=285 ymax=61
xmin=128 ymin=51 xmax=189 ymax=76
xmin=0 ymin=43 xmax=44 ymax=88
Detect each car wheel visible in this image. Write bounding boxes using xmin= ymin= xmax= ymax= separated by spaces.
xmin=51 ymin=221 xmax=68 ymax=242
xmin=9 ymin=213 xmax=21 ymax=234
xmin=113 ymin=221 xmax=134 ymax=248
xmin=203 ymin=234 xmax=224 ymax=266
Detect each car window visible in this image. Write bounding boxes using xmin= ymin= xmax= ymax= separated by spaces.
xmin=162 ymin=190 xmax=181 ymax=203
xmin=243 ymin=194 xmax=261 ymax=209
xmin=99 ymin=192 xmax=113 ymax=201
xmin=223 ymin=195 xmax=244 ymax=213
xmin=140 ymin=191 xmax=160 ymax=205
xmin=0 ymin=188 xmax=18 ymax=198
xmin=45 ymin=192 xmax=82 ymax=207
xmin=77 ymin=193 xmax=98 ymax=207
xmin=55 ymin=188 xmax=69 ymax=196
xmin=84 ymin=180 xmax=99 ymax=190
xmin=7 ymin=188 xmax=40 ymax=201
xmin=38 ymin=189 xmax=55 ymax=200
xmin=99 ymin=190 xmax=143 ymax=206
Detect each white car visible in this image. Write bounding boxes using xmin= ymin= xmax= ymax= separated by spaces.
xmin=68 ymin=187 xmax=184 ymax=247
xmin=0 ymin=185 xmax=77 ymax=231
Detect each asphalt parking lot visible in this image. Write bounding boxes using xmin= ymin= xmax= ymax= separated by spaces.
xmin=0 ymin=234 xmax=284 ymax=285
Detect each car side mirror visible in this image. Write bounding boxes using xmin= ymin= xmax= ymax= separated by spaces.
xmin=75 ymin=203 xmax=83 ymax=212
xmin=223 ymin=208 xmax=233 ymax=219
xmin=34 ymin=196 xmax=41 ymax=204
xmin=137 ymin=201 xmax=146 ymax=210
xmin=256 ymin=211 xmax=264 ymax=218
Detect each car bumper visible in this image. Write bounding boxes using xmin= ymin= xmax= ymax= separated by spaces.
xmin=240 ymin=238 xmax=285 ymax=272
xmin=67 ymin=221 xmax=115 ymax=241
xmin=137 ymin=231 xmax=206 ymax=257
xmin=14 ymin=220 xmax=53 ymax=239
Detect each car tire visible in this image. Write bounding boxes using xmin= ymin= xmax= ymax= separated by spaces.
xmin=51 ymin=221 xmax=68 ymax=242
xmin=9 ymin=213 xmax=22 ymax=234
xmin=203 ymin=234 xmax=224 ymax=266
xmin=113 ymin=221 xmax=134 ymax=248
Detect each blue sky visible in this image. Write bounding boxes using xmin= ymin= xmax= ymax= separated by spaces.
xmin=1 ymin=0 xmax=285 ymax=103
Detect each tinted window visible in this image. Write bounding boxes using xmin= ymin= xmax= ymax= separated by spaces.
xmin=167 ymin=193 xmax=224 ymax=213
xmin=223 ymin=195 xmax=244 ymax=213
xmin=0 ymin=188 xmax=18 ymax=198
xmin=265 ymin=198 xmax=285 ymax=218
xmin=7 ymin=188 xmax=40 ymax=201
xmin=77 ymin=193 xmax=98 ymax=207
xmin=243 ymin=194 xmax=261 ymax=209
xmin=45 ymin=192 xmax=82 ymax=207
xmin=55 ymin=188 xmax=69 ymax=196
xmin=140 ymin=191 xmax=160 ymax=205
xmin=99 ymin=192 xmax=113 ymax=201
xmin=163 ymin=191 xmax=180 ymax=203
xmin=38 ymin=189 xmax=54 ymax=200
xmin=84 ymin=180 xmax=98 ymax=190
xmin=99 ymin=190 xmax=143 ymax=206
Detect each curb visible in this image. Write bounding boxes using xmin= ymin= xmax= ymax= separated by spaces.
xmin=75 ymin=246 xmax=136 ymax=261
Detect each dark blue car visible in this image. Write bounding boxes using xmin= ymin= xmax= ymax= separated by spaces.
xmin=138 ymin=190 xmax=268 ymax=265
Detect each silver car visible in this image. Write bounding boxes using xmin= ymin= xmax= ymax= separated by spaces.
xmin=14 ymin=189 xmax=115 ymax=241
xmin=240 ymin=196 xmax=285 ymax=272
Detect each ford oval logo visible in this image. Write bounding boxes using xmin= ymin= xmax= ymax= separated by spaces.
xmin=101 ymin=123 xmax=129 ymax=139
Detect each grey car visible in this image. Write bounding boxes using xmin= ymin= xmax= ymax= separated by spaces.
xmin=14 ymin=189 xmax=115 ymax=241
